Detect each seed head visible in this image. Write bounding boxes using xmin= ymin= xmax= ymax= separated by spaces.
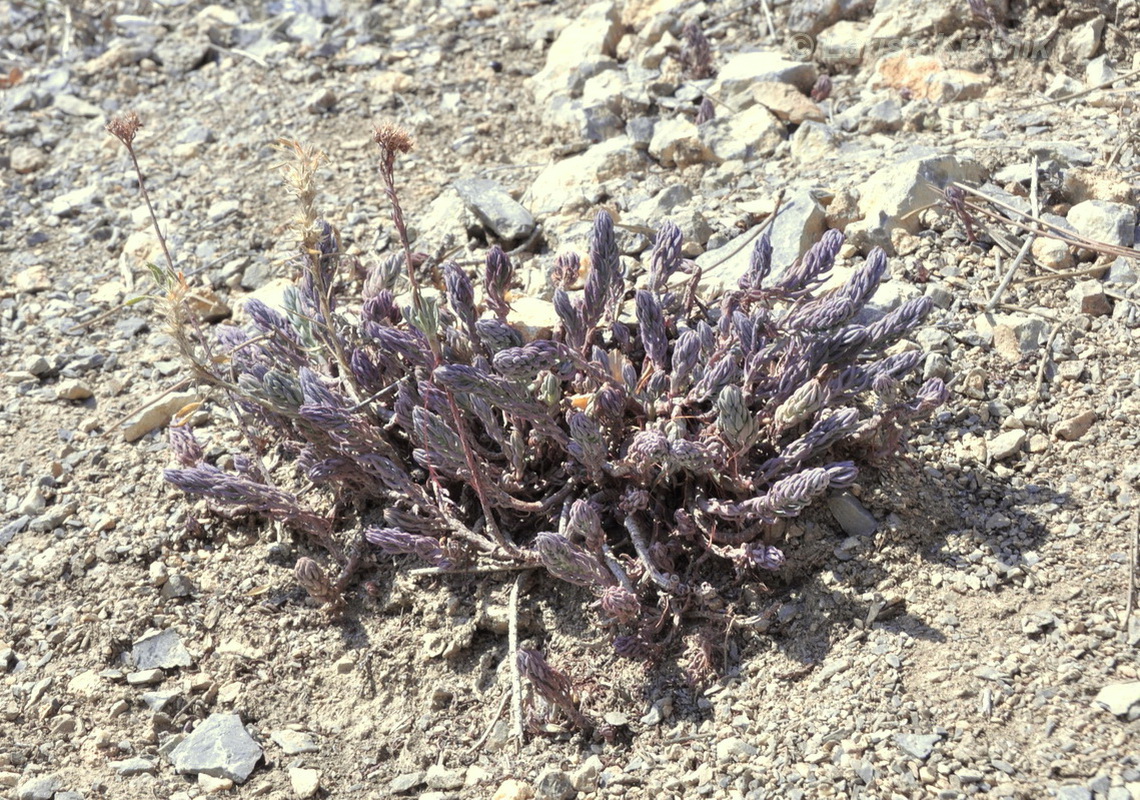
xmin=372 ymin=123 xmax=415 ymax=155
xmin=106 ymin=111 xmax=142 ymax=146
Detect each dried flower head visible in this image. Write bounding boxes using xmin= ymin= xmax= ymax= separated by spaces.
xmin=106 ymin=111 xmax=142 ymax=146
xmin=372 ymin=123 xmax=415 ymax=156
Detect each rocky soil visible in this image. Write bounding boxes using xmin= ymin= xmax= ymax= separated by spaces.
xmin=2 ymin=0 xmax=1140 ymax=799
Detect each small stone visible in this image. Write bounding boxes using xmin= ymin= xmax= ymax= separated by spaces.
xmin=1031 ymin=237 xmax=1073 ymax=270
xmin=198 ymin=774 xmax=234 ymax=793
xmin=828 ymin=492 xmax=878 ymax=536
xmin=1069 ymin=280 xmax=1111 ymax=316
xmin=988 ymin=429 xmax=1026 ymax=460
xmin=68 ymin=670 xmax=103 ymax=697
xmin=24 ymin=355 xmax=52 ymax=376
xmin=700 ymin=104 xmax=785 ymax=162
xmin=739 ymin=81 xmax=823 ymax=124
xmin=10 ymin=145 xmax=48 ymax=174
xmin=895 ymin=733 xmax=942 ymax=760
xmin=289 ymin=768 xmax=320 ymax=799
xmin=207 ymin=200 xmax=241 ymax=222
xmin=847 ymin=154 xmax=987 ymax=254
xmin=15 ymin=774 xmax=63 ymax=800
xmin=1067 ymin=16 xmax=1103 ymax=61
xmin=711 ymin=51 xmax=817 ymax=96
xmin=1056 ymin=787 xmax=1093 ymax=800
xmin=534 ymin=768 xmax=576 ymax=800
xmin=649 ymin=117 xmax=716 ymax=167
xmin=1053 ymin=410 xmax=1096 ymax=441
xmin=305 ymin=88 xmax=336 ymax=114
xmin=453 ymin=178 xmax=536 ymax=241
xmin=571 ymin=756 xmax=603 ymax=792
xmin=122 ymin=389 xmax=199 ymax=442
xmin=141 ymin=689 xmax=183 ymax=713
xmin=169 ymin=712 xmax=263 ymax=783
xmin=14 ymin=265 xmax=51 ymax=293
xmin=271 ymin=729 xmax=319 ymax=755
xmin=524 ymin=136 xmax=646 ymax=217
xmin=56 ymin=379 xmax=93 ymax=401
xmin=390 ymin=772 xmax=425 ymax=794
xmin=1068 ymin=200 xmax=1136 ymax=248
xmin=133 ymin=629 xmax=193 ymax=670
xmin=54 ymin=93 xmax=104 ymax=117
xmin=925 ymin=69 xmax=990 ymax=102
xmin=716 ymin=736 xmax=758 ymax=762
xmin=425 ymin=765 xmax=465 ymax=790
xmin=493 ymin=779 xmax=534 ymax=800
xmin=127 ymin=668 xmax=165 ymax=686
xmin=368 ymin=70 xmax=413 ymax=93
xmin=110 ymin=757 xmax=157 ymax=776
xmin=162 ymin=573 xmax=196 ymax=599
xmin=49 ymin=185 xmax=101 ymax=217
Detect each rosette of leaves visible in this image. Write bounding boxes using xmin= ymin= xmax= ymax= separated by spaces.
xmin=161 ymin=132 xmax=946 ymax=675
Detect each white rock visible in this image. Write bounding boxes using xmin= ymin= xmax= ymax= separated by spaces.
xmin=1094 ymin=682 xmax=1140 ymax=716
xmin=530 ymin=2 xmax=621 ymax=104
xmin=711 ymin=51 xmax=817 ymax=96
xmin=56 ymin=379 xmax=93 ymax=401
xmin=289 ymin=768 xmax=320 ymax=799
xmin=1067 ymin=200 xmax=1136 ymax=248
xmin=648 ymin=117 xmax=717 ymax=167
xmin=790 ymin=121 xmax=840 ymax=164
xmin=846 ymin=154 xmax=987 ymax=253
xmin=701 ymin=104 xmax=785 ymax=162
xmin=716 ymin=736 xmax=758 ymax=762
xmin=122 ymin=389 xmax=199 ymax=442
xmin=988 ymin=429 xmax=1026 ymax=461
xmin=50 ymin=185 xmax=102 ymax=217
xmin=524 ymin=136 xmax=647 ymax=217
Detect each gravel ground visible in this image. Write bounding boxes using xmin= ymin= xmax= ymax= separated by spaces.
xmin=2 ymin=1 xmax=1139 ymax=799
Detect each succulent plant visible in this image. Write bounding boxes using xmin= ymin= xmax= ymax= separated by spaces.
xmin=109 ymin=115 xmax=946 ymax=715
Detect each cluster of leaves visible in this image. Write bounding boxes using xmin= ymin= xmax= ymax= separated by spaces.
xmin=137 ymin=125 xmax=945 ymax=712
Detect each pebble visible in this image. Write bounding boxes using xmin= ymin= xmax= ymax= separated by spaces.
xmin=1053 ymin=410 xmax=1096 ymax=441
xmin=390 ymin=772 xmax=425 ymax=794
xmin=989 ymin=429 xmax=1027 ymax=460
xmin=132 ymin=629 xmax=193 ymax=670
xmin=10 ymin=145 xmax=48 ymax=174
xmin=425 ymin=765 xmax=465 ymax=790
xmin=1067 ymin=200 xmax=1136 ymax=248
xmin=271 ymin=729 xmax=319 ymax=755
xmin=53 ymin=93 xmax=103 ymax=117
xmin=289 ymin=767 xmax=320 ymax=798
xmin=1094 ymin=682 xmax=1140 ymax=717
xmin=453 ymin=178 xmax=536 ymax=241
xmin=49 ymin=185 xmax=101 ymax=217
xmin=716 ymin=736 xmax=758 ymax=762
xmin=55 ymin=379 xmax=92 ymax=400
xmin=109 ymin=757 xmax=158 ymax=775
xmin=828 ymin=491 xmax=879 ymax=536
xmin=126 ymin=668 xmax=164 ymax=685
xmin=895 ymin=733 xmax=942 ymax=760
xmin=534 ymin=768 xmax=576 ymax=800
xmin=169 ymin=713 xmax=263 ymax=783
xmin=121 ymin=389 xmax=199 ymax=442
xmin=847 ymin=154 xmax=987 ymax=253
xmin=711 ymin=51 xmax=817 ymax=97
xmin=493 ymin=780 xmax=534 ymax=800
